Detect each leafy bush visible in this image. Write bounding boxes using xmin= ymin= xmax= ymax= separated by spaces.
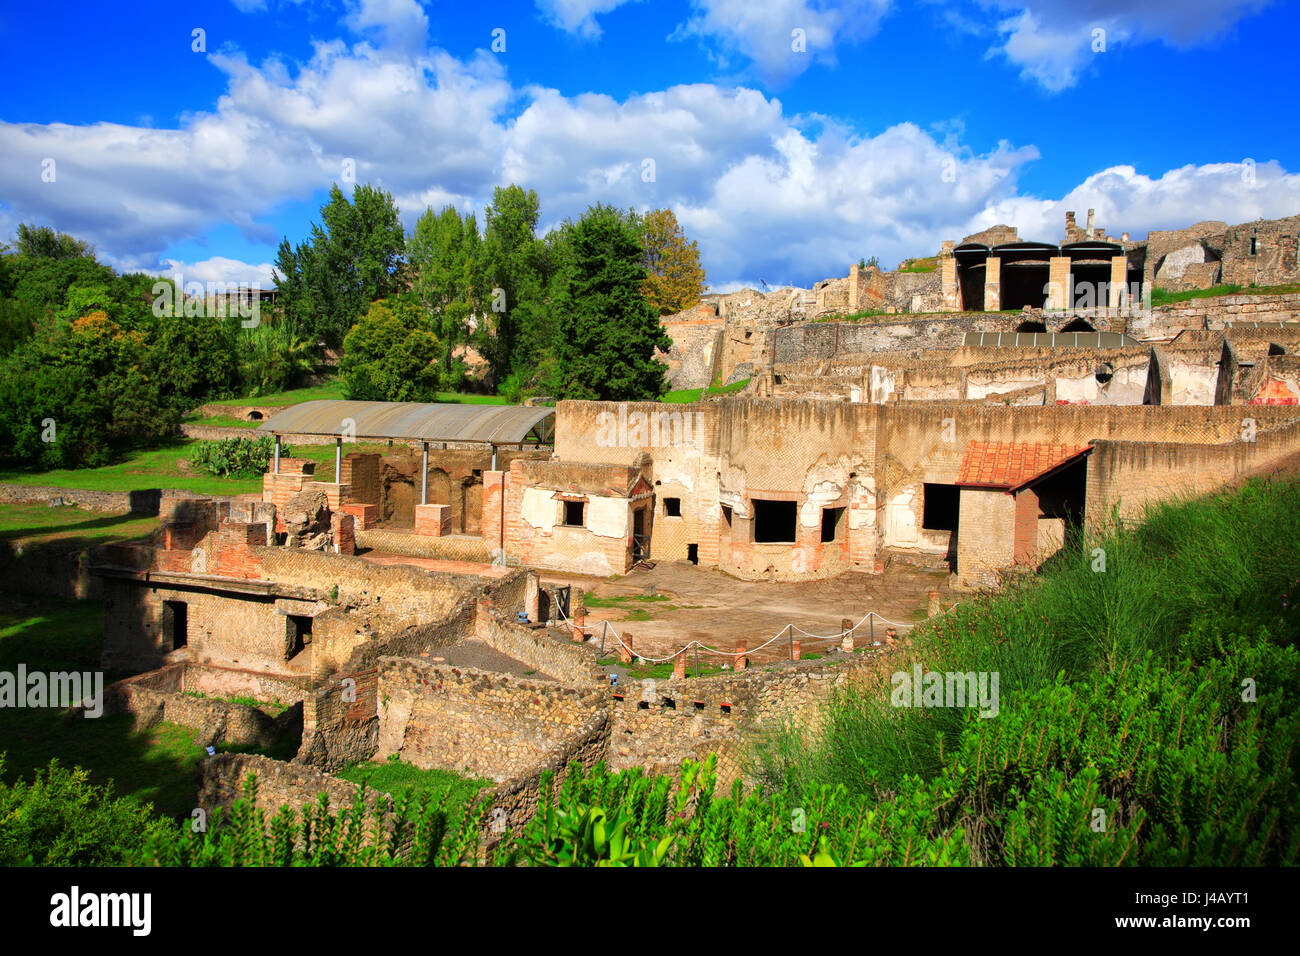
xmin=188 ymin=435 xmax=285 ymax=479
xmin=0 ymin=757 xmax=169 ymax=866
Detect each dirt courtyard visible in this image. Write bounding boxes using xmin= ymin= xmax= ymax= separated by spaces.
xmin=538 ymin=563 xmax=955 ymax=666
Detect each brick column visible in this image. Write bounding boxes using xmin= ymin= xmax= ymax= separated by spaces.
xmin=570 ymin=589 xmax=586 ymax=643
xmin=481 ymin=470 xmax=504 ymax=561
xmin=791 ymin=639 xmax=802 ymax=661
xmin=672 ymin=653 xmax=686 ymax=680
xmin=1109 ymin=254 xmax=1128 ymax=313
xmin=734 ymin=640 xmax=747 ymax=670
xmin=525 ymin=572 xmax=540 ymax=623
xmin=1047 ymin=256 xmax=1072 ymax=311
xmin=619 ymin=633 xmax=633 ymax=664
xmin=984 ymin=256 xmax=1001 ymax=311
xmin=940 ymin=241 xmax=958 ymax=311
xmin=848 ymin=262 xmax=861 ymax=312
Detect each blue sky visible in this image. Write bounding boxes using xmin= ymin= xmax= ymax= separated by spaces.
xmin=1 ymin=0 xmax=1296 ymax=291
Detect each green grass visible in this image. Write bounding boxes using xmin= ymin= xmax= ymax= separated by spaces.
xmin=662 ymin=378 xmax=751 ymax=403
xmin=598 ymin=655 xmax=728 ymax=680
xmin=1150 ymin=282 xmax=1300 ymax=307
xmin=182 ymin=413 xmax=260 ymax=429
xmin=583 ymin=594 xmax=672 ymax=608
xmin=0 ymin=594 xmax=210 ymax=817
xmin=206 ymin=378 xmax=507 ymax=409
xmin=337 ymin=757 xmax=490 ymax=811
xmin=897 ymin=256 xmax=938 ymax=273
xmin=181 ymin=690 xmax=288 ymax=716
xmin=0 ymin=503 xmax=157 ymax=545
xmin=0 ymin=438 xmax=396 ymax=495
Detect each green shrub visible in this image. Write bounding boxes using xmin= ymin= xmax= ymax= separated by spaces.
xmin=188 ymin=435 xmax=285 ymax=479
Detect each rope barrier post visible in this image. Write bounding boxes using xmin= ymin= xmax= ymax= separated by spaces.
xmin=787 ymin=624 xmax=793 ymax=661
xmin=672 ymin=650 xmax=687 ymax=681
xmin=870 ymin=612 xmax=875 ymax=646
xmin=600 ymin=619 xmax=608 ymax=658
xmin=693 ymin=644 xmax=699 ymax=678
xmin=735 ymin=639 xmax=748 ymax=671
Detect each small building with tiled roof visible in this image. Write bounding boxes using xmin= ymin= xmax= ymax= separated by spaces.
xmin=952 ymin=441 xmax=1092 ymax=589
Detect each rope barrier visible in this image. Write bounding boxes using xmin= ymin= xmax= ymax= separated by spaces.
xmin=547 ymin=593 xmax=960 ymax=665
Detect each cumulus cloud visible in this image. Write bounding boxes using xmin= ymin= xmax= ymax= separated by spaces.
xmin=535 ymin=0 xmax=640 ymax=39
xmin=671 ymin=0 xmax=892 ymax=85
xmin=0 ymin=20 xmax=1295 ymax=291
xmin=977 ymin=0 xmax=1273 ymax=91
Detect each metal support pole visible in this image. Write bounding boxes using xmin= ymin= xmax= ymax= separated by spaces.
xmin=870 ymin=613 xmax=875 ymax=646
xmin=491 ymin=444 xmax=498 ymax=471
xmin=273 ymin=436 xmax=281 ymax=474
xmin=694 ymin=645 xmax=699 ymax=678
xmin=421 ymin=442 xmax=429 ymax=505
xmin=600 ymin=620 xmax=608 ymax=657
xmin=334 ymin=437 xmax=342 ymax=483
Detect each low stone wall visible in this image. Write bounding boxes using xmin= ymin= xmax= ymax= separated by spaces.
xmin=475 ymin=603 xmax=603 ymax=683
xmin=1131 ymin=292 xmax=1300 ymax=340
xmin=199 ymin=753 xmax=371 ymax=817
xmin=102 ymin=662 xmax=303 ymax=749
xmin=0 ymin=483 xmax=235 ymax=515
xmin=485 ymin=709 xmax=611 ymax=843
xmin=374 ymin=657 xmax=607 ymax=782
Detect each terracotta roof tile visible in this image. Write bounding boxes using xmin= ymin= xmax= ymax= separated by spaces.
xmin=957 ymin=441 xmax=1091 ymax=490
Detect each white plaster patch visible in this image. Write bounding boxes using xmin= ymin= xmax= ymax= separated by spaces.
xmin=521 ymin=488 xmax=558 ymax=532
xmin=800 ymin=478 xmax=844 ymax=527
xmin=587 ymin=496 xmax=629 ymax=538
xmin=884 ymin=489 xmax=918 ymax=545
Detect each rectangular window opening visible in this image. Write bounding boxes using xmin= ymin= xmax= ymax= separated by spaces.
xmin=562 ymin=500 xmax=585 ymax=528
xmin=821 ymin=506 xmax=844 ymax=543
xmin=752 ymin=499 xmax=797 ymax=544
xmin=687 ymin=543 xmax=698 ymax=564
xmin=664 ymin=497 xmax=681 ymax=517
xmin=922 ymin=483 xmax=960 ymax=532
xmin=163 ymin=600 xmax=188 ymax=650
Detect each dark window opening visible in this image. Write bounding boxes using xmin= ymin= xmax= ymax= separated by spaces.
xmin=1060 ymin=318 xmax=1095 ymax=333
xmin=163 ymin=600 xmax=188 ymax=650
xmin=662 ymin=697 xmax=676 ymax=710
xmin=664 ymin=497 xmax=681 ymax=517
xmin=752 ymin=499 xmax=797 ymax=543
xmin=562 ymin=500 xmax=585 ymax=527
xmin=922 ymin=483 xmax=960 ymax=532
xmin=1250 ymin=237 xmax=1258 ymax=255
xmin=638 ymin=700 xmax=649 ymax=709
xmin=1015 ymin=320 xmax=1048 ymax=333
xmin=687 ymin=543 xmax=698 ymax=564
xmin=721 ymin=504 xmax=733 ymax=527
xmin=821 ymin=506 xmax=844 ymax=543
xmin=287 ymin=614 xmax=313 ymax=659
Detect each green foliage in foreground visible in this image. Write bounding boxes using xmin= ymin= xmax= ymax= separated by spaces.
xmin=4 ymin=478 xmax=1298 ymax=866
xmin=188 ymin=435 xmax=286 ymax=479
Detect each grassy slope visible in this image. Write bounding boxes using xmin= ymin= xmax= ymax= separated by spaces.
xmin=0 ymin=504 xmax=158 ymax=544
xmin=662 ymin=379 xmax=751 ymax=404
xmin=1151 ymin=282 xmax=1300 ymax=307
xmin=749 ymin=475 xmax=1300 ymax=864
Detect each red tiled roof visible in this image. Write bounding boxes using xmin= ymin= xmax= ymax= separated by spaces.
xmin=956 ymin=441 xmax=1091 ymax=491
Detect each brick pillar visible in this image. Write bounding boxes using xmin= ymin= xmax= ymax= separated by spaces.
xmin=734 ymin=640 xmax=747 ymax=670
xmin=1047 ymin=256 xmax=1072 ymax=311
xmin=841 ymin=629 xmax=855 ymax=654
xmin=525 ymin=572 xmax=540 ymax=623
xmin=619 ymin=633 xmax=633 ymax=664
xmin=928 ymin=590 xmax=941 ymax=617
xmin=848 ymin=262 xmax=860 ymax=312
xmin=1109 ymin=254 xmax=1128 ymax=313
xmin=481 ymin=470 xmax=505 ymax=560
xmin=672 ymin=653 xmax=686 ymax=680
xmin=984 ymin=256 xmax=1001 ymax=311
xmin=792 ymin=639 xmax=802 ymax=661
xmin=940 ymin=241 xmax=958 ymax=311
xmin=571 ymin=589 xmax=586 ymax=643
xmin=414 ymin=503 xmax=451 ymax=536
xmin=331 ymin=512 xmax=356 ymax=555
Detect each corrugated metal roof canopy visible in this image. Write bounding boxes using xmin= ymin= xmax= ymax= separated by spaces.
xmin=257 ymin=400 xmax=555 ymax=445
xmin=963 ymin=331 xmax=1138 ymax=348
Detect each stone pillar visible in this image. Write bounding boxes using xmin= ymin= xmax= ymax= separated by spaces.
xmin=619 ymin=632 xmax=633 ymax=664
xmin=928 ymin=590 xmax=941 ymax=618
xmin=1109 ymin=254 xmax=1128 ymax=313
xmin=734 ymin=640 xmax=747 ymax=670
xmin=481 ymin=470 xmax=504 ymax=561
xmin=672 ymin=653 xmax=686 ymax=680
xmin=791 ymin=639 xmax=802 ymax=661
xmin=414 ymin=503 xmax=451 ymax=536
xmin=841 ymin=631 xmax=855 ymax=654
xmin=571 ymin=589 xmax=586 ymax=643
xmin=848 ymin=262 xmax=860 ymax=312
xmin=940 ymin=242 xmax=958 ymax=312
xmin=330 ymin=512 xmax=356 ymax=556
xmin=886 ymin=627 xmax=898 ymax=645
xmin=1047 ymin=256 xmax=1072 ymax=311
xmin=525 ymin=572 xmax=540 ymax=623
xmin=984 ymin=257 xmax=1001 ymax=312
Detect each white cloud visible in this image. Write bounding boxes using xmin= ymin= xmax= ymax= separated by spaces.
xmin=535 ymin=0 xmax=640 ymax=39
xmin=978 ymin=0 xmax=1273 ymax=91
xmin=343 ymin=0 xmax=430 ymax=54
xmin=156 ymin=256 xmax=277 ymax=287
xmin=1 ymin=22 xmax=1295 ymax=290
xmin=671 ymin=0 xmax=892 ymax=85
